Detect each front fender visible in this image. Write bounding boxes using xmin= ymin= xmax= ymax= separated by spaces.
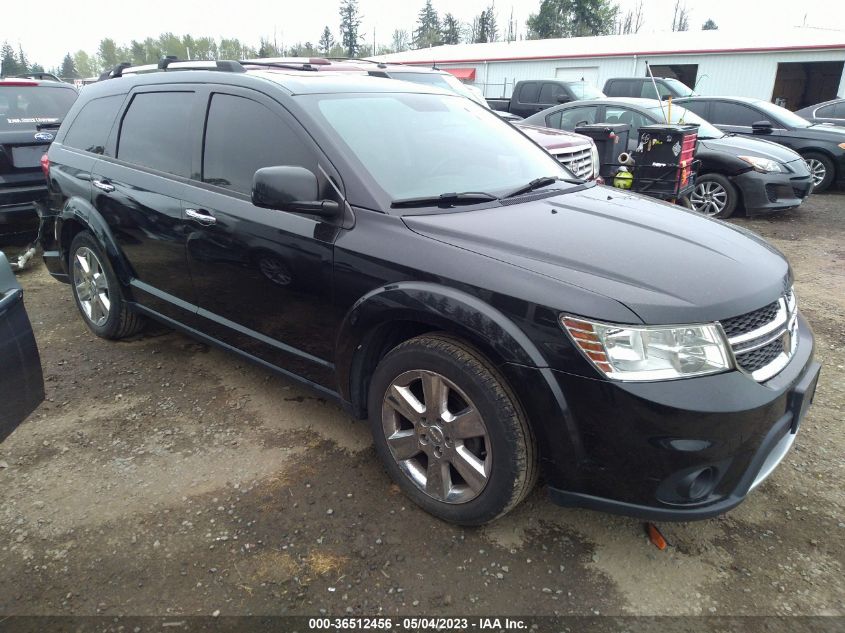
xmin=335 ymin=281 xmax=549 ymax=407
xmin=57 ymin=196 xmax=134 ymax=286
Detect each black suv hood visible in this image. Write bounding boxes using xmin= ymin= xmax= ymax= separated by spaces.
xmin=403 ymin=186 xmax=790 ymax=325
xmin=700 ymin=134 xmax=801 ymax=162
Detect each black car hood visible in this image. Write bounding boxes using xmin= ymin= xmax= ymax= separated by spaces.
xmin=700 ymin=134 xmax=801 ymax=162
xmin=403 ymin=186 xmax=791 ymax=325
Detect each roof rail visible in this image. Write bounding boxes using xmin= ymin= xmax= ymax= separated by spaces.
xmin=240 ymin=57 xmax=332 ymax=72
xmin=11 ymin=72 xmax=64 ymax=82
xmin=99 ymin=58 xmax=245 ymax=81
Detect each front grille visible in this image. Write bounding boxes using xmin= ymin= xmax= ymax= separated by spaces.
xmin=720 ymin=301 xmax=779 ymax=338
xmin=736 ymin=338 xmax=784 ymax=373
xmin=553 ymin=146 xmax=594 ymax=179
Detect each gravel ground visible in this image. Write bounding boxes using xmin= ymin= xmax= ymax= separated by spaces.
xmin=1 ymin=193 xmax=843 ymax=618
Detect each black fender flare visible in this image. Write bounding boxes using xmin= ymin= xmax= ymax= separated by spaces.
xmin=335 ymin=281 xmax=548 ymax=409
xmin=57 ymin=196 xmax=134 ymax=286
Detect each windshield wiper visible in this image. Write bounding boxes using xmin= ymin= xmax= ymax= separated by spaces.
xmin=390 ymin=191 xmax=499 ymax=209
xmin=503 ymin=176 xmax=579 ymax=199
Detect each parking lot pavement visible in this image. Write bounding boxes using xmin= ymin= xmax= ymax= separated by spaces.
xmin=1 ymin=193 xmax=843 ymax=618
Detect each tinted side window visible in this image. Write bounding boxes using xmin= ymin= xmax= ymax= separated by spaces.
xmin=118 ymin=92 xmax=194 ymax=177
xmin=518 ymin=82 xmax=540 ymax=104
xmin=604 ymin=107 xmax=652 ymax=134
xmin=819 ymin=102 xmax=845 ymax=118
xmin=709 ymin=101 xmax=761 ymax=126
xmin=202 ymin=94 xmax=314 ymax=196
xmin=557 ymin=106 xmax=598 ymax=129
xmin=640 ymin=81 xmax=673 ymax=99
xmin=605 ymin=80 xmax=636 ymax=97
xmin=679 ymin=100 xmax=708 ymax=118
xmin=62 ymin=95 xmax=123 ymax=155
xmin=816 ymin=104 xmax=835 ymax=117
xmin=539 ymin=83 xmax=566 ymax=104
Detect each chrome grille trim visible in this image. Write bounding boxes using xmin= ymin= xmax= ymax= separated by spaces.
xmin=552 ymin=145 xmax=594 ymax=180
xmin=722 ymin=290 xmax=798 ymax=383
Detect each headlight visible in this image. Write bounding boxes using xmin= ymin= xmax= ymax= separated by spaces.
xmin=738 ymin=155 xmax=784 ymax=173
xmin=561 ymin=316 xmax=733 ymax=381
xmin=590 ymin=143 xmax=600 ymax=179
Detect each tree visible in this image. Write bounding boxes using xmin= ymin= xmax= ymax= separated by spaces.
xmin=702 ymin=18 xmax=718 ymax=30
xmin=527 ymin=0 xmax=618 ymax=39
xmin=413 ymin=0 xmax=441 ymax=49
xmin=74 ymin=50 xmax=95 ymax=78
xmin=18 ymin=45 xmax=29 ymax=74
xmin=671 ymin=1 xmax=690 ymax=32
xmin=391 ymin=29 xmax=411 ymax=52
xmin=339 ymin=0 xmax=363 ymax=57
xmin=506 ymin=7 xmax=517 ymax=42
xmin=617 ymin=0 xmax=644 ymax=34
xmin=441 ymin=13 xmax=462 ymax=45
xmin=319 ymin=26 xmax=335 ymax=55
xmin=1 ymin=42 xmax=21 ymax=76
xmin=97 ymin=38 xmax=121 ymax=72
xmin=60 ymin=53 xmax=79 ymax=79
xmin=471 ymin=5 xmax=498 ymax=43
xmin=258 ymin=37 xmax=276 ymax=58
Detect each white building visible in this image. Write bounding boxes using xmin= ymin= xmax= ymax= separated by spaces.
xmin=371 ymin=27 xmax=845 ymax=111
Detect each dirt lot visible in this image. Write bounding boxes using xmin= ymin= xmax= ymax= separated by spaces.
xmin=1 ymin=193 xmax=843 ymax=619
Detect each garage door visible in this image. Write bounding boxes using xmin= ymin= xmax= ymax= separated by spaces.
xmin=555 ymin=66 xmax=599 ymax=85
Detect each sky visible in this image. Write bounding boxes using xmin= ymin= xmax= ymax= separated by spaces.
xmin=4 ymin=0 xmax=845 ymax=70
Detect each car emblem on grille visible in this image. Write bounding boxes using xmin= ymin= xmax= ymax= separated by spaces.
xmin=34 ymin=132 xmax=54 ymax=141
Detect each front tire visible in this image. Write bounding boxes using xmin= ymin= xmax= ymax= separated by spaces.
xmin=69 ymin=231 xmax=144 ymax=339
xmin=803 ymin=152 xmax=834 ymax=193
xmin=368 ymin=333 xmax=537 ymax=525
xmin=690 ymin=173 xmax=738 ymax=218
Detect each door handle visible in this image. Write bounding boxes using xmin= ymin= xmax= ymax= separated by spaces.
xmin=186 ymin=208 xmax=217 ymax=225
xmin=92 ymin=179 xmax=115 ymax=193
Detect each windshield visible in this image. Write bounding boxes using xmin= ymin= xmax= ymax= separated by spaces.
xmin=663 ymin=78 xmax=694 ymax=97
xmin=566 ymin=82 xmax=605 ymax=100
xmin=647 ymin=104 xmax=724 ymax=139
xmin=311 ymin=93 xmax=571 ymax=204
xmin=395 ymin=71 xmax=489 ymax=107
xmin=754 ymin=100 xmax=812 ymax=128
xmin=0 ymin=85 xmax=77 ymax=129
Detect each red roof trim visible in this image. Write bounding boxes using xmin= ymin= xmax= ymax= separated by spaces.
xmin=399 ymin=42 xmax=845 ymax=66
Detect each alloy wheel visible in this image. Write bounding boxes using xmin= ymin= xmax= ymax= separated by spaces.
xmin=72 ymin=247 xmax=111 ymax=327
xmin=381 ymin=370 xmax=491 ymax=504
xmin=690 ymin=181 xmax=728 ymax=216
xmin=806 ymin=158 xmax=827 ymax=187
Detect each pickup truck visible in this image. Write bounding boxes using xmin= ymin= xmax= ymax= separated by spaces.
xmin=487 ymin=79 xmax=605 ymax=118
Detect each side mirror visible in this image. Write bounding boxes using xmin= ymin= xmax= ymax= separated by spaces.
xmin=752 ymin=120 xmax=773 ymax=134
xmin=556 ymin=95 xmax=571 ymax=104
xmin=252 ymin=166 xmax=339 ymax=217
xmin=661 ymin=94 xmax=672 ymax=101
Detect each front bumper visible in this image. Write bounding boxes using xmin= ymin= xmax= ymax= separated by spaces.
xmin=506 ymin=313 xmax=819 ymax=521
xmin=733 ymin=169 xmax=813 ymax=214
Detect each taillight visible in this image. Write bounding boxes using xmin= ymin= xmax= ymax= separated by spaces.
xmin=40 ymin=153 xmax=50 ymax=180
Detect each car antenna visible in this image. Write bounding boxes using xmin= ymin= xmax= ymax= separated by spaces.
xmin=645 ymin=60 xmax=668 ymax=123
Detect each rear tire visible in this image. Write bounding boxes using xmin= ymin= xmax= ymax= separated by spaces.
xmin=367 ymin=333 xmax=537 ymax=525
xmin=69 ymin=231 xmax=144 ymax=339
xmin=803 ymin=152 xmax=834 ymax=193
xmin=689 ymin=173 xmax=738 ymax=218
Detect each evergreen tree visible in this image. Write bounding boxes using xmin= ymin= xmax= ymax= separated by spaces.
xmin=527 ymin=0 xmax=618 ymax=39
xmin=0 ymin=42 xmax=21 ymax=76
xmin=702 ymin=18 xmax=718 ymax=30
xmin=18 ymin=45 xmax=29 ymax=73
xmin=339 ymin=0 xmax=363 ymax=57
xmin=413 ymin=0 xmax=441 ymax=49
xmin=472 ymin=6 xmax=498 ymax=43
xmin=60 ymin=53 xmax=79 ymax=79
xmin=319 ymin=26 xmax=335 ymax=55
xmin=441 ymin=14 xmax=463 ymax=45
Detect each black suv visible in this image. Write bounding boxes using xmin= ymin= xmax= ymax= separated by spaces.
xmin=675 ymin=96 xmax=845 ymax=192
xmin=0 ymin=78 xmax=77 ymax=268
xmin=40 ymin=60 xmax=820 ymax=524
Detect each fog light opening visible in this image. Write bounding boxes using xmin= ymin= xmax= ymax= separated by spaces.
xmin=679 ymin=467 xmax=717 ymax=501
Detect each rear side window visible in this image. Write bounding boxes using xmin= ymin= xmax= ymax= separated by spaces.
xmin=518 ymin=82 xmax=540 ymax=104
xmin=117 ymin=92 xmax=194 ymax=177
xmin=0 ymin=85 xmax=77 ymax=129
xmin=709 ymin=101 xmax=761 ymax=126
xmin=555 ymin=105 xmax=598 ymax=129
xmin=63 ymin=95 xmax=123 ymax=155
xmin=605 ymin=80 xmax=636 ymax=97
xmin=818 ymin=102 xmax=845 ymax=118
xmin=202 ymin=93 xmax=314 ymax=196
xmin=679 ymin=100 xmax=708 ymax=118
xmin=640 ymin=81 xmax=673 ymax=99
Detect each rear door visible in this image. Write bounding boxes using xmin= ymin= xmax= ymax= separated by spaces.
xmin=512 ymin=82 xmax=541 ymax=117
xmin=91 ymin=87 xmax=202 ymax=323
xmin=0 ymin=252 xmax=44 ymax=442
